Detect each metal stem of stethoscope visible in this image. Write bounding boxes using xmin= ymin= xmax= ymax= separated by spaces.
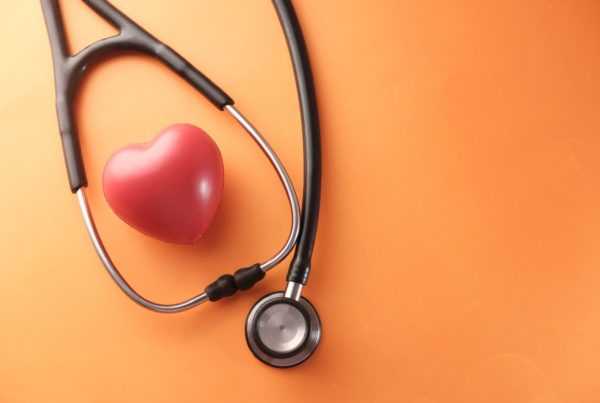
xmin=77 ymin=104 xmax=301 ymax=313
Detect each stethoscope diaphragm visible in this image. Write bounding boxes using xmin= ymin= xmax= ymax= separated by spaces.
xmin=246 ymin=292 xmax=321 ymax=368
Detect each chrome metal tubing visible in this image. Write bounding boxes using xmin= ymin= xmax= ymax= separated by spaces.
xmin=225 ymin=105 xmax=301 ymax=272
xmin=284 ymin=281 xmax=303 ymax=301
xmin=76 ymin=106 xmax=300 ymax=312
xmin=77 ymin=188 xmax=210 ymax=313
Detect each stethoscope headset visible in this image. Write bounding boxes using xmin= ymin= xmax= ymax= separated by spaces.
xmin=41 ymin=0 xmax=322 ymax=368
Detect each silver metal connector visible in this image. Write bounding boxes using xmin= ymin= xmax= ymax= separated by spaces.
xmin=284 ymin=281 xmax=303 ymax=301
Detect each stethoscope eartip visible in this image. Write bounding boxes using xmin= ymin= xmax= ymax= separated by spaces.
xmin=245 ymin=292 xmax=321 ymax=368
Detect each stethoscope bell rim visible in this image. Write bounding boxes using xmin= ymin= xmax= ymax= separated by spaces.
xmin=245 ymin=292 xmax=321 ymax=368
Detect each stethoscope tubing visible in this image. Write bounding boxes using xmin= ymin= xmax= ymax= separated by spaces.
xmin=41 ymin=0 xmax=234 ymax=192
xmin=42 ymin=0 xmax=320 ymax=312
xmin=76 ymin=103 xmax=300 ymax=313
xmin=273 ymin=0 xmax=322 ymax=287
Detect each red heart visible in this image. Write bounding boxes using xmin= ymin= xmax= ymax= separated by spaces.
xmin=103 ymin=124 xmax=224 ymax=244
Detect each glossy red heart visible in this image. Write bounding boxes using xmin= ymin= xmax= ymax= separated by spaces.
xmin=103 ymin=124 xmax=224 ymax=244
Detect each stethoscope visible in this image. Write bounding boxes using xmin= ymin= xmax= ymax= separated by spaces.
xmin=41 ymin=0 xmax=322 ymax=368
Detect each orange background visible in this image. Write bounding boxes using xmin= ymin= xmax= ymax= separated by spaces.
xmin=1 ymin=0 xmax=600 ymax=402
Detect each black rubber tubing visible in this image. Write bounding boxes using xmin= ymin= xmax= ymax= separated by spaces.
xmin=40 ymin=0 xmax=233 ymax=192
xmin=273 ymin=0 xmax=322 ymax=286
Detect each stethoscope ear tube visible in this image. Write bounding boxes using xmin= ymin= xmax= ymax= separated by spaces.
xmin=41 ymin=0 xmax=233 ymax=192
xmin=81 ymin=0 xmax=234 ymax=109
xmin=40 ymin=0 xmax=87 ymax=192
xmin=272 ymin=0 xmax=322 ymax=286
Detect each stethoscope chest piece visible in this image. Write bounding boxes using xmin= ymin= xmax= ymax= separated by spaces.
xmin=246 ymin=292 xmax=321 ymax=368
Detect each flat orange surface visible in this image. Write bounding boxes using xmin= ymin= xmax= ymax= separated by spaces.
xmin=1 ymin=0 xmax=600 ymax=402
